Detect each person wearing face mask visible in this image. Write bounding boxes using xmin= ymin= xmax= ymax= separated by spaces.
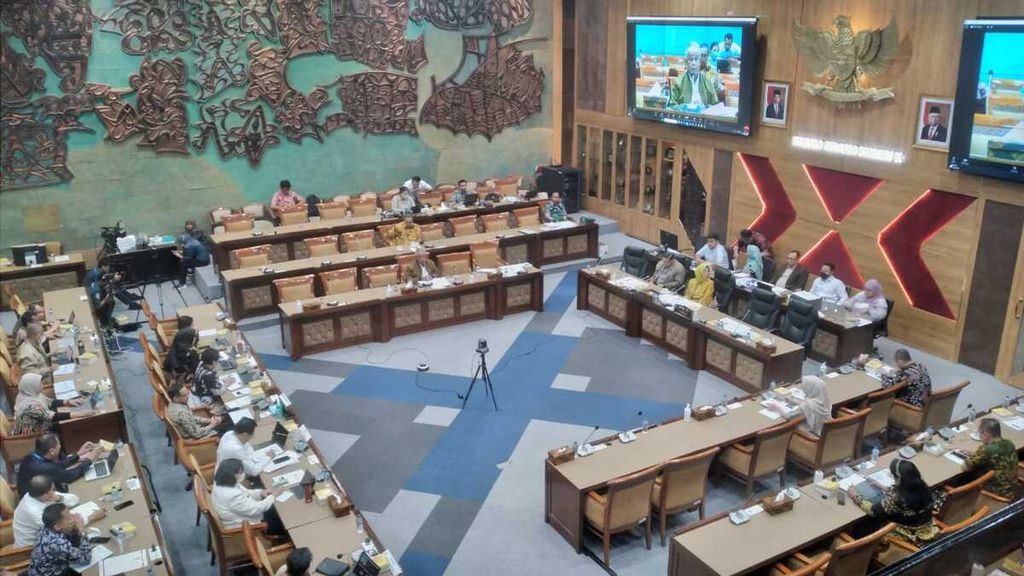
xmin=809 ymin=261 xmax=847 ymax=304
xmin=211 ymin=458 xmax=286 ymax=535
xmin=770 ymin=250 xmax=808 ymax=291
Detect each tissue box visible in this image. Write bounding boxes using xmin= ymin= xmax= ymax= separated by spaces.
xmin=98 ymin=439 xmax=115 ymax=452
xmin=111 ymin=521 xmax=137 ymax=536
xmin=314 ymin=487 xmax=335 ymax=504
xmin=760 ymin=495 xmax=794 ymax=515
xmin=78 ymin=352 xmax=97 ymax=365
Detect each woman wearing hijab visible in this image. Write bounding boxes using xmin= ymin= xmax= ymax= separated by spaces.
xmin=12 ymin=373 xmax=93 ymax=435
xmin=770 ymin=375 xmax=832 ymax=436
xmin=162 ymin=327 xmax=199 ymax=379
xmin=847 ymin=459 xmax=941 ymax=545
xmin=684 ymin=262 xmax=716 ymax=307
xmin=742 ymin=244 xmax=764 ymax=280
xmin=842 ymin=278 xmax=888 ymax=322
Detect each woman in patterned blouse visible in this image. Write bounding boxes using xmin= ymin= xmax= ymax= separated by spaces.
xmin=13 ymin=373 xmax=94 ymax=435
xmin=881 ymin=348 xmax=932 ymax=408
xmin=846 ymin=459 xmax=942 ymax=546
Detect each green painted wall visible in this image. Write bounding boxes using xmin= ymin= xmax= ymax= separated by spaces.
xmin=0 ymin=1 xmax=552 ymax=251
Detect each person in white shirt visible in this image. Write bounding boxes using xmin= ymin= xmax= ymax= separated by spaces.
xmin=211 ymin=458 xmax=285 ymax=535
xmin=695 ymin=233 xmax=731 ymax=269
xmin=13 ymin=475 xmax=104 ymax=547
xmin=810 ymin=261 xmax=847 ymax=304
xmin=390 ymin=186 xmax=420 ymax=214
xmin=402 ymin=176 xmax=433 ymax=194
xmin=216 ymin=418 xmax=269 ymax=478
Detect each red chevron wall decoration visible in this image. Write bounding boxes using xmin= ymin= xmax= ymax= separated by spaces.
xmin=800 ymin=230 xmax=866 ymax=289
xmin=803 ymin=164 xmax=884 ymax=223
xmin=878 ymin=189 xmax=976 ymax=320
xmin=737 ymin=153 xmax=796 ymax=243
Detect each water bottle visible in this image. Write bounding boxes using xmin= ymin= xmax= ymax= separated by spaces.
xmin=116 ymin=439 xmax=125 ymax=455
xmin=1003 ymin=396 xmax=1011 ymax=410
xmin=683 ymin=403 xmax=692 ymax=422
xmin=819 ymin=362 xmax=828 ymax=376
xmin=813 ymin=470 xmax=824 ymax=484
xmin=355 ymin=512 xmax=365 ymax=533
xmin=968 ymin=404 xmax=976 ymax=423
xmin=870 ymin=447 xmax=879 ymax=464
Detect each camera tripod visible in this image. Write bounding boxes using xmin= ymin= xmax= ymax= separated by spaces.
xmin=461 ymin=348 xmax=498 ymax=411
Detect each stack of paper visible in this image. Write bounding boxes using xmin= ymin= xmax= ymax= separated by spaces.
xmin=868 ymin=469 xmax=895 ymax=488
xmin=1001 ymin=416 xmax=1024 ymax=431
xmin=228 ymin=408 xmax=254 ymax=423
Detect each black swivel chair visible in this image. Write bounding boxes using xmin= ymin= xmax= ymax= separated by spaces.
xmin=775 ymin=298 xmax=818 ymax=349
xmin=742 ymin=287 xmax=781 ymax=330
xmin=643 ymin=250 xmax=661 ymax=278
xmin=713 ymin=268 xmax=736 ymax=311
xmin=621 ymin=246 xmax=652 ymax=278
xmin=673 ymin=253 xmax=696 ymax=286
xmin=874 ymin=298 xmax=894 ymax=339
xmin=761 ymin=256 xmax=776 ymax=283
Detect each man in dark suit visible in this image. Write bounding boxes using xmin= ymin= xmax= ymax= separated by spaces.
xmin=920 ymin=106 xmax=948 ymax=142
xmin=16 ymin=434 xmax=99 ymax=497
xmin=765 ymin=89 xmax=785 ymax=120
xmin=770 ymin=250 xmax=809 ymax=291
xmin=403 ymin=249 xmax=440 ymax=283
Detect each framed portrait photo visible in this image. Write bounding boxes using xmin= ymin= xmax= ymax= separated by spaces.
xmin=914 ymin=96 xmax=954 ymax=151
xmin=761 ymin=81 xmax=789 ymax=127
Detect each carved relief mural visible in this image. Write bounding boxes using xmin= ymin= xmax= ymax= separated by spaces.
xmin=277 ymin=0 xmax=331 ymax=58
xmin=421 ymin=36 xmax=544 ymax=140
xmin=325 ymin=72 xmax=418 ymax=136
xmin=129 ymin=58 xmax=191 ymax=154
xmin=192 ymin=98 xmax=280 ymax=166
xmin=98 ymin=0 xmax=194 ymax=56
xmin=190 ymin=0 xmax=248 ymax=102
xmin=0 ymin=0 xmax=93 ymax=93
xmin=1 ymin=35 xmax=46 ymax=108
xmin=0 ymin=114 xmax=72 ymax=190
xmin=329 ymin=0 xmax=428 ymax=74
xmin=0 ymin=0 xmax=545 ymax=195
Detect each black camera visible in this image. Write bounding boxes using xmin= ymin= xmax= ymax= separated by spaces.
xmin=476 ymin=338 xmax=489 ymax=354
xmin=100 ymin=221 xmax=126 ymax=254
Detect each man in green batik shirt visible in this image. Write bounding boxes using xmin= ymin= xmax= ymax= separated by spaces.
xmin=545 ymin=192 xmax=567 ymax=223
xmin=962 ymin=418 xmax=1019 ymax=499
xmin=669 ymin=43 xmax=719 ymax=109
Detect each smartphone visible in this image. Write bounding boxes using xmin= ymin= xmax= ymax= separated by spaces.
xmin=89 ymin=536 xmax=111 ymax=544
xmin=272 ymin=455 xmax=290 ymax=464
xmin=113 ymin=499 xmax=134 ymax=511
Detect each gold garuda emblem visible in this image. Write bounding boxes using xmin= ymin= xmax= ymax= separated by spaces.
xmin=792 ymin=16 xmax=903 ymax=106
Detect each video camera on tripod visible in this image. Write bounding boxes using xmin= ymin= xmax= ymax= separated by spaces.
xmin=100 ymin=221 xmax=126 ymax=256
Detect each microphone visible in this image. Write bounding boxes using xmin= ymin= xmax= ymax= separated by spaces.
xmin=575 ymin=425 xmax=600 ymax=457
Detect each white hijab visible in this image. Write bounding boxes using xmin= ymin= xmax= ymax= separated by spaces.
xmin=798 ymin=375 xmax=831 ymax=435
xmin=14 ymin=372 xmax=49 ymax=416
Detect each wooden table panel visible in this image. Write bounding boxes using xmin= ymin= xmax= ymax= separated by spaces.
xmin=1 ymin=252 xmax=86 ymax=310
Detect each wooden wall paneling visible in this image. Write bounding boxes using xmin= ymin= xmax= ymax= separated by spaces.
xmin=995 ymin=229 xmax=1024 ymax=384
xmin=575 ymin=0 xmax=608 ymax=112
xmin=709 ymin=149 xmax=733 ymax=238
xmin=552 ymin=0 xmax=564 ymax=164
xmin=605 ymin=0 xmax=629 ymax=116
xmin=959 ymin=202 xmax=1024 ymax=373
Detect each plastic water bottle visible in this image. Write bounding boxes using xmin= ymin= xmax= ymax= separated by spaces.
xmin=355 ymin=513 xmax=365 ymax=534
xmin=813 ymin=470 xmax=824 ymax=484
xmin=819 ymin=362 xmax=828 ymax=376
xmin=640 ymin=417 xmax=649 ymax=433
xmin=870 ymin=447 xmax=879 ymax=464
xmin=968 ymin=404 xmax=976 ymax=423
xmin=116 ymin=439 xmax=125 ymax=455
xmin=1003 ymin=396 xmax=1011 ymax=409
xmin=683 ymin=404 xmax=692 ymax=422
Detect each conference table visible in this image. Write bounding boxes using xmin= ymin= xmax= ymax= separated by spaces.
xmin=0 ymin=252 xmax=86 ymax=310
xmin=221 ymin=221 xmax=597 ymax=319
xmin=69 ymin=444 xmax=173 ymax=575
xmin=178 ymin=303 xmax=393 ymax=571
xmin=732 ymin=283 xmax=875 ymax=366
xmin=43 ymin=287 xmax=129 ymax=453
xmin=544 ymin=370 xmax=886 ymax=554
xmin=668 ymin=410 xmax=1024 ymax=575
xmin=277 ymin=266 xmax=544 ymax=360
xmin=577 ymin=265 xmax=804 ymax=392
xmin=209 ymin=200 xmax=544 ymax=270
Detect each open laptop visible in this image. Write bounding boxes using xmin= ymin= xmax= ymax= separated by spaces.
xmin=70 ymin=393 xmax=99 ymax=414
xmin=272 ymin=421 xmax=290 ymax=448
xmin=819 ymin=300 xmax=847 ymax=318
xmin=86 ymin=449 xmax=119 ymax=481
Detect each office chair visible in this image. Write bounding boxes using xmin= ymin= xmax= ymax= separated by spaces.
xmin=741 ymin=287 xmax=781 ymax=330
xmin=621 ymin=246 xmax=650 ymax=277
xmin=775 ymin=297 xmax=817 ymax=349
xmin=713 ymin=268 xmax=736 ymax=311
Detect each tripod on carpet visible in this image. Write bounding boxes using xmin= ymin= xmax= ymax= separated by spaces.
xmin=461 ymin=338 xmax=498 ymax=411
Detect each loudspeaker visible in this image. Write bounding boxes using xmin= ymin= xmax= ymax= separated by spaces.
xmin=535 ymin=166 xmax=581 ymax=213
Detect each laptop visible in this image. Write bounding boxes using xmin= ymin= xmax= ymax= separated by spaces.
xmin=272 ymin=421 xmax=290 ymax=448
xmin=352 ymin=552 xmax=380 ymax=576
xmin=70 ymin=393 xmax=99 ymax=414
xmin=854 ymin=480 xmax=882 ymax=503
xmin=463 ymin=192 xmax=479 ymax=206
xmin=87 ymin=449 xmax=120 ymax=480
xmin=819 ymin=300 xmax=846 ymax=318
